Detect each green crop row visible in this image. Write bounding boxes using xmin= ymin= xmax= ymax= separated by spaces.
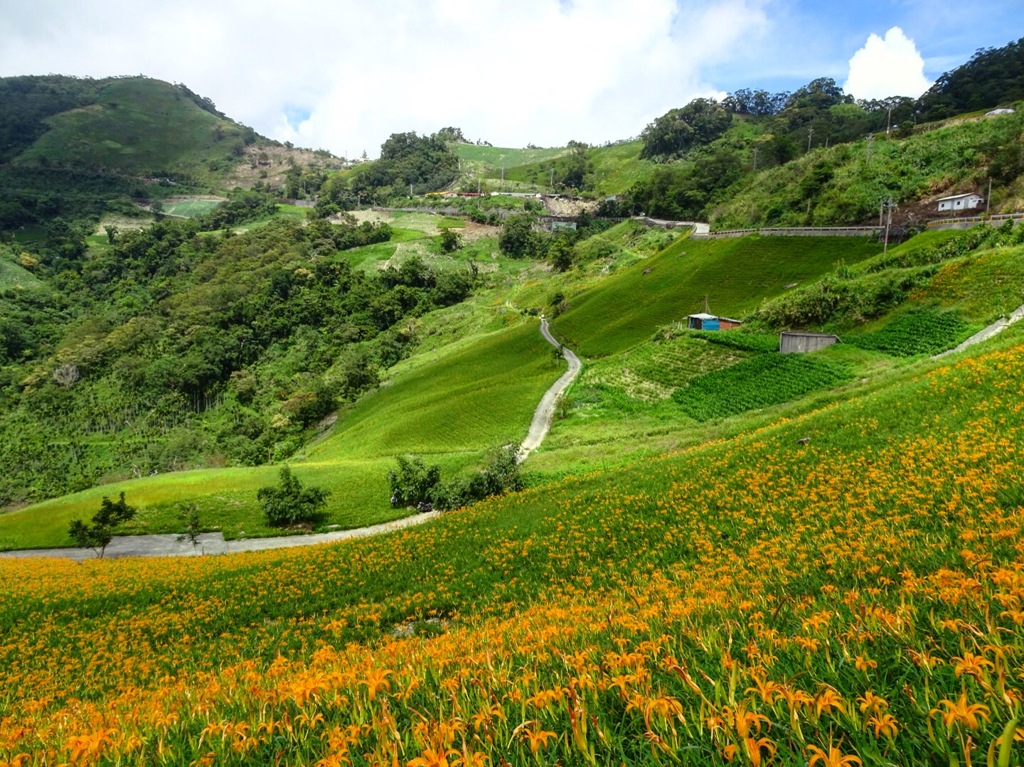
xmin=846 ymin=309 xmax=969 ymax=357
xmin=673 ymin=353 xmax=852 ymax=421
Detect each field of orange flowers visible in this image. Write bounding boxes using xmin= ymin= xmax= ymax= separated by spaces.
xmin=2 ymin=337 xmax=1024 ymax=765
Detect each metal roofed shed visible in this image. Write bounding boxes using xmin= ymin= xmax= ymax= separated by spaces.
xmin=936 ymin=193 xmax=984 ymax=213
xmin=780 ymin=331 xmax=839 ymax=354
xmin=688 ymin=313 xmax=743 ymax=331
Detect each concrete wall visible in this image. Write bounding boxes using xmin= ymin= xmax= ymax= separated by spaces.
xmin=780 ymin=332 xmax=838 ymax=354
xmin=708 ymin=226 xmax=883 ymax=239
xmin=927 ymin=213 xmax=1024 ymax=231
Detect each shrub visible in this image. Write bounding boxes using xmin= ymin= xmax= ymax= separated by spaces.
xmin=388 ymin=456 xmax=442 ymax=510
xmin=498 ymin=214 xmax=547 ymax=259
xmin=257 ymin=466 xmax=330 ymax=527
xmin=388 ymin=447 xmax=526 ymax=512
xmin=438 ymin=227 xmax=462 ymax=254
xmin=434 ymin=446 xmax=524 ymax=511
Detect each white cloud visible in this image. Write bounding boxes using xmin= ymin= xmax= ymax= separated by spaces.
xmin=0 ymin=0 xmax=770 ymax=157
xmin=843 ymin=27 xmax=932 ymax=100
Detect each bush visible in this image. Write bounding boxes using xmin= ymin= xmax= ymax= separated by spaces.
xmin=498 ymin=214 xmax=547 ymax=259
xmin=257 ymin=466 xmax=330 ymax=527
xmin=387 ymin=447 xmax=525 ymax=512
xmin=388 ymin=455 xmax=442 ymax=510
xmin=438 ymin=227 xmax=462 ymax=254
xmin=433 ymin=446 xmax=524 ymax=511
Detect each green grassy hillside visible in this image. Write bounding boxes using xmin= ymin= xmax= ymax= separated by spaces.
xmin=0 ymin=317 xmax=555 ymax=547
xmin=12 ymin=78 xmax=255 ymax=181
xmin=3 ymin=318 xmax=1023 ymax=763
xmin=552 ymin=235 xmax=881 ymax=357
xmin=454 ymin=143 xmax=569 ymax=172
xmin=494 ymin=139 xmax=656 ymax=196
xmin=710 ymin=110 xmax=1024 ymax=227
xmin=310 ymin=322 xmax=555 ymax=460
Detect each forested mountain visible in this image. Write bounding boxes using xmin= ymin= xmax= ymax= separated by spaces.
xmin=0 ymin=76 xmax=261 ymax=230
xmin=917 ymin=35 xmax=1024 ymax=120
xmin=0 ymin=211 xmax=473 ymax=505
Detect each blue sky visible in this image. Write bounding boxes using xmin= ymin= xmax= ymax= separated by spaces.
xmin=0 ymin=0 xmax=1019 ymax=155
xmin=701 ymin=0 xmax=1022 ymax=94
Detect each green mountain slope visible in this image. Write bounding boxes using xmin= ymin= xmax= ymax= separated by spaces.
xmin=3 ymin=316 xmax=1024 ymax=763
xmin=9 ymin=77 xmax=254 ymax=177
xmin=551 ymin=235 xmax=881 ymax=357
xmin=710 ymin=109 xmax=1024 ymax=228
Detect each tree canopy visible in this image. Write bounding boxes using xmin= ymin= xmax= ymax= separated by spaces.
xmin=917 ymin=36 xmax=1024 ymax=121
xmin=640 ymin=98 xmax=732 ymax=161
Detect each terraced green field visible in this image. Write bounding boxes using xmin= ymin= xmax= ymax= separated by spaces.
xmin=454 ymin=143 xmax=569 ymax=172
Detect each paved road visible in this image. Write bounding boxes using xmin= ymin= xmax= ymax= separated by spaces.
xmin=1 ymin=317 xmax=581 ymax=561
xmin=518 ymin=318 xmax=581 ymax=461
xmin=0 ymin=512 xmax=441 ymax=561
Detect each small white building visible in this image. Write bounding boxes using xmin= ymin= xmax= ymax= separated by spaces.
xmin=986 ymin=108 xmax=1016 ymax=116
xmin=937 ymin=193 xmax=984 ymax=213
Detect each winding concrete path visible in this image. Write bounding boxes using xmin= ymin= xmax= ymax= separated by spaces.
xmin=518 ymin=318 xmax=582 ymax=461
xmin=1 ymin=318 xmax=580 ymax=561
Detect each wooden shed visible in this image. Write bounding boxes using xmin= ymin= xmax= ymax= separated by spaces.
xmin=779 ymin=331 xmax=839 ymax=354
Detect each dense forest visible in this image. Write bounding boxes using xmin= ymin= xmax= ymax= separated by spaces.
xmin=917 ymin=35 xmax=1024 ymax=120
xmin=0 ymin=207 xmax=474 ymax=505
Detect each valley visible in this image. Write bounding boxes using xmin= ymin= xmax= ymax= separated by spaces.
xmin=1 ymin=37 xmax=1024 ymax=764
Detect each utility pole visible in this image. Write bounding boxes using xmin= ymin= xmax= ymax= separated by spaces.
xmin=866 ymin=134 xmax=873 ymax=163
xmin=752 ymin=148 xmax=759 ymax=171
xmin=807 ymin=126 xmax=814 ymax=153
xmin=550 ymin=167 xmax=555 ymax=188
xmin=886 ymin=105 xmax=893 ymax=136
xmin=986 ymin=177 xmax=993 ymax=216
xmin=883 ymin=196 xmax=894 ymax=256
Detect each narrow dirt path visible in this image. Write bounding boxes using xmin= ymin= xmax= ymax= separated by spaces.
xmin=1 ymin=319 xmax=581 ymax=560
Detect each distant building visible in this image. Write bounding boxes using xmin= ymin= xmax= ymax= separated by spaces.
xmin=688 ymin=313 xmax=743 ymax=331
xmin=780 ymin=331 xmax=838 ymax=354
xmin=987 ymin=108 xmax=1015 ymax=116
xmin=937 ymin=193 xmax=984 ymax=213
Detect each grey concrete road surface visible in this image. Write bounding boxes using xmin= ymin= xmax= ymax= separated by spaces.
xmin=518 ymin=317 xmax=581 ymax=461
